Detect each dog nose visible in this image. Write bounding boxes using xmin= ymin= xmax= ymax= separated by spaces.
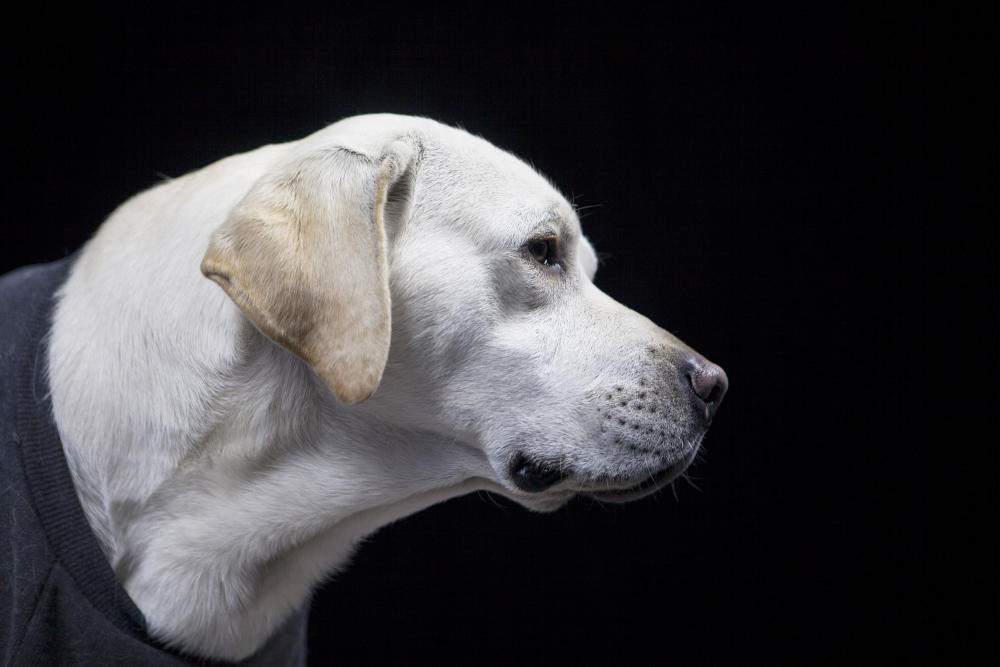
xmin=686 ymin=358 xmax=728 ymax=420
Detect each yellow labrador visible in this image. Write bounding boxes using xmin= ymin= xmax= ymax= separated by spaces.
xmin=47 ymin=114 xmax=727 ymax=659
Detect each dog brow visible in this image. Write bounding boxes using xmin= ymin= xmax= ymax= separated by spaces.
xmin=536 ymin=214 xmax=579 ymax=242
xmin=525 ymin=200 xmax=579 ymax=235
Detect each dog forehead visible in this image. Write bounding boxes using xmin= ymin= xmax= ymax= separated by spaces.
xmin=417 ymin=135 xmax=579 ymax=244
xmin=308 ymin=114 xmax=579 ymax=242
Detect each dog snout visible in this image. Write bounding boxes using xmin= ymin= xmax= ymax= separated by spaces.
xmin=684 ymin=356 xmax=728 ymax=421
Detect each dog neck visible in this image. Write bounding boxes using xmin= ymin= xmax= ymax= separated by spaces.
xmin=50 ymin=271 xmax=490 ymax=661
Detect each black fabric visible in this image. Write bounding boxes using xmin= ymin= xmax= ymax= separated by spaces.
xmin=1 ymin=256 xmax=309 ymax=666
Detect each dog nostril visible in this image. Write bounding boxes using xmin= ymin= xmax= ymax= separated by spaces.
xmin=686 ymin=359 xmax=729 ymax=420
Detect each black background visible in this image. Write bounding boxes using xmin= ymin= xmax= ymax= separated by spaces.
xmin=1 ymin=4 xmax=995 ymax=666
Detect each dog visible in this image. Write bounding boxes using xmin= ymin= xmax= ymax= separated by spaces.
xmin=22 ymin=114 xmax=727 ymax=660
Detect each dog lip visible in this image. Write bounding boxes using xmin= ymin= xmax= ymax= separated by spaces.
xmin=510 ymin=453 xmax=567 ymax=493
xmin=587 ymin=452 xmax=695 ymax=504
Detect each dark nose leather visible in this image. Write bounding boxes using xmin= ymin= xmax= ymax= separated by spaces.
xmin=686 ymin=358 xmax=728 ymax=420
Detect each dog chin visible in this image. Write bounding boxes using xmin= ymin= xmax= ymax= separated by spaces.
xmin=506 ymin=489 xmax=576 ymax=513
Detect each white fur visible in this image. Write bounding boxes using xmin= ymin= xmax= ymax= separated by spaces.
xmin=48 ymin=114 xmax=718 ymax=660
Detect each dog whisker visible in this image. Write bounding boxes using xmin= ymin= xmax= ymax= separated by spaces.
xmin=681 ymin=473 xmax=702 ymax=493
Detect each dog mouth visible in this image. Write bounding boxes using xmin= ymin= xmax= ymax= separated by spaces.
xmin=510 ymin=453 xmax=569 ymax=493
xmin=509 ymin=447 xmax=698 ymax=503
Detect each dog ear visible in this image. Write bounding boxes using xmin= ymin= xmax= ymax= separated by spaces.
xmin=201 ymin=139 xmax=416 ymax=404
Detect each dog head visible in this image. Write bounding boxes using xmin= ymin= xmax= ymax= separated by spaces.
xmin=202 ymin=114 xmax=727 ymax=511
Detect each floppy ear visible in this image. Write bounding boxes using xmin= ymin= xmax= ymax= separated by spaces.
xmin=201 ymin=139 xmax=416 ymax=404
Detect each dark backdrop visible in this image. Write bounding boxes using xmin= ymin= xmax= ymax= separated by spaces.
xmin=2 ymin=4 xmax=995 ymax=665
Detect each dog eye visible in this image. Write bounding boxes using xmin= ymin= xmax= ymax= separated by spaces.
xmin=528 ymin=236 xmax=559 ymax=268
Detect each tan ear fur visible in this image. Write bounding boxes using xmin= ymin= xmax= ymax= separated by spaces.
xmin=201 ymin=140 xmax=415 ymax=404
